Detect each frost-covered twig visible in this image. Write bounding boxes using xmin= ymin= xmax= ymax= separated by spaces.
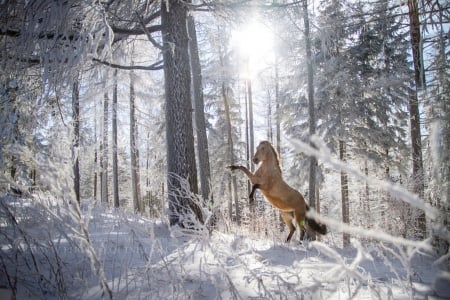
xmin=307 ymin=208 xmax=432 ymax=251
xmin=310 ymin=239 xmax=376 ymax=299
xmin=289 ymin=136 xmax=437 ymax=219
xmin=379 ymin=242 xmax=421 ymax=300
xmin=70 ymin=200 xmax=113 ymax=300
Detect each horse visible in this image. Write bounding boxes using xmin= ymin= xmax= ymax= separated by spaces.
xmin=228 ymin=141 xmax=327 ymax=242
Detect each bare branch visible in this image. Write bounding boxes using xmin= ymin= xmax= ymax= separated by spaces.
xmin=136 ymin=13 xmax=164 ymax=50
xmin=111 ymin=24 xmax=162 ymax=36
xmin=92 ymin=58 xmax=163 ymax=70
xmin=180 ymin=0 xmax=303 ymax=11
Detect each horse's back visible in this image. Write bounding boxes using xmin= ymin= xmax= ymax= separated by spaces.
xmin=261 ymin=179 xmax=306 ymax=211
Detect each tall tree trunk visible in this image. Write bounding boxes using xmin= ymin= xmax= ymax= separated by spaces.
xmin=161 ymin=0 xmax=202 ymax=226
xmin=407 ymin=0 xmax=426 ymax=237
xmin=247 ymin=79 xmax=255 ymax=170
xmin=407 ymin=0 xmax=425 ymax=89
xmin=340 ymin=140 xmax=350 ymax=247
xmin=244 ymin=81 xmax=252 ymax=198
xmin=222 ymin=83 xmax=240 ymax=225
xmin=187 ymin=14 xmax=212 ymax=205
xmin=112 ymin=69 xmax=119 ymax=208
xmin=130 ymin=69 xmax=142 ymax=212
xmin=246 ymin=79 xmax=256 ymax=214
xmin=6 ymin=80 xmax=19 ymax=192
xmin=72 ymin=75 xmax=81 ymax=204
xmin=303 ymin=0 xmax=318 ymax=239
xmin=409 ymin=85 xmax=425 ymax=235
xmin=433 ymin=3 xmax=449 ymax=255
xmin=267 ymin=91 xmax=272 ymax=142
xmin=94 ymin=104 xmax=98 ymax=201
xmin=101 ymin=92 xmax=109 ymax=204
xmin=275 ymin=62 xmax=281 ymax=157
xmin=364 ymin=159 xmax=370 ymax=228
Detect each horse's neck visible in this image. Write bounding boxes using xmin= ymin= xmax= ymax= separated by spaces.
xmin=259 ymin=160 xmax=282 ymax=176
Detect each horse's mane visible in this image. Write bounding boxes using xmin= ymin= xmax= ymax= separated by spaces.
xmin=262 ymin=141 xmax=282 ymax=173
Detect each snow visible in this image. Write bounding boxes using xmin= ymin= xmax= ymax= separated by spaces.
xmin=0 ymin=194 xmax=447 ymax=300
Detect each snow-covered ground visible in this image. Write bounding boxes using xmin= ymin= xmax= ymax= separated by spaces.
xmin=0 ymin=194 xmax=448 ymax=299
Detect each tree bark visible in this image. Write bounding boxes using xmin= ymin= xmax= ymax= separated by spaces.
xmin=187 ymin=13 xmax=212 ymax=205
xmin=161 ymin=0 xmax=202 ymax=226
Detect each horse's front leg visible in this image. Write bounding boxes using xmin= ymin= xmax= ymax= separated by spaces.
xmin=228 ymin=165 xmax=260 ymax=202
xmin=227 ymin=165 xmax=256 ymax=183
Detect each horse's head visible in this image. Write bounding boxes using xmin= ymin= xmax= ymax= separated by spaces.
xmin=253 ymin=141 xmax=277 ymax=165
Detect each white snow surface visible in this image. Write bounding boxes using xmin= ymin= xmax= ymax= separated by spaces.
xmin=0 ymin=195 xmax=448 ymax=300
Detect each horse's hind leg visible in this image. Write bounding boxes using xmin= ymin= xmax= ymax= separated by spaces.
xmin=294 ymin=210 xmax=310 ymax=241
xmin=280 ymin=211 xmax=296 ymax=242
xmin=299 ymin=227 xmax=306 ymax=240
xmin=249 ymin=184 xmax=260 ymax=203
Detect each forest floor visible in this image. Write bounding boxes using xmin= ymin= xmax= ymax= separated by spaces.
xmin=0 ymin=195 xmax=449 ymax=299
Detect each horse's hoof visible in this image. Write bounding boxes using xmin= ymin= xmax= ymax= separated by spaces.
xmin=227 ymin=165 xmax=239 ymax=171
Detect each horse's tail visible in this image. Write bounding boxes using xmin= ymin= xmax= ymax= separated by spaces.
xmin=305 ymin=205 xmax=327 ymax=235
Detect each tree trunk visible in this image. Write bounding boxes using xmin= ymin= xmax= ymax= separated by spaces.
xmin=340 ymin=140 xmax=350 ymax=247
xmin=433 ymin=4 xmax=449 ymax=255
xmin=364 ymin=159 xmax=370 ymax=228
xmin=244 ymin=80 xmax=252 ymax=199
xmin=187 ymin=14 xmax=212 ymax=205
xmin=407 ymin=0 xmax=425 ymax=89
xmin=222 ymin=83 xmax=240 ymax=225
xmin=6 ymin=80 xmax=19 ymax=192
xmin=275 ymin=62 xmax=281 ymax=157
xmin=303 ymin=0 xmax=317 ymax=213
xmin=267 ymin=91 xmax=272 ymax=142
xmin=409 ymin=85 xmax=425 ymax=235
xmin=101 ymin=91 xmax=109 ymax=204
xmin=93 ymin=106 xmax=98 ymax=201
xmin=247 ymin=79 xmax=256 ymax=213
xmin=112 ymin=69 xmax=119 ymax=208
xmin=407 ymin=0 xmax=426 ymax=237
xmin=247 ymin=79 xmax=255 ymax=170
xmin=161 ymin=0 xmax=202 ymax=226
xmin=72 ymin=75 xmax=81 ymax=204
xmin=130 ymin=69 xmax=142 ymax=212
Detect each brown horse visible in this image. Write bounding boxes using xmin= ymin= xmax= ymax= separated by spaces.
xmin=228 ymin=141 xmax=327 ymax=242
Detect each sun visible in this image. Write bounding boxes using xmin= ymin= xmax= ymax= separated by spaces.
xmin=230 ymin=20 xmax=275 ymax=78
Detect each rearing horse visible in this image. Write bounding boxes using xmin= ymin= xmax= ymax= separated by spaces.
xmin=228 ymin=141 xmax=327 ymax=242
